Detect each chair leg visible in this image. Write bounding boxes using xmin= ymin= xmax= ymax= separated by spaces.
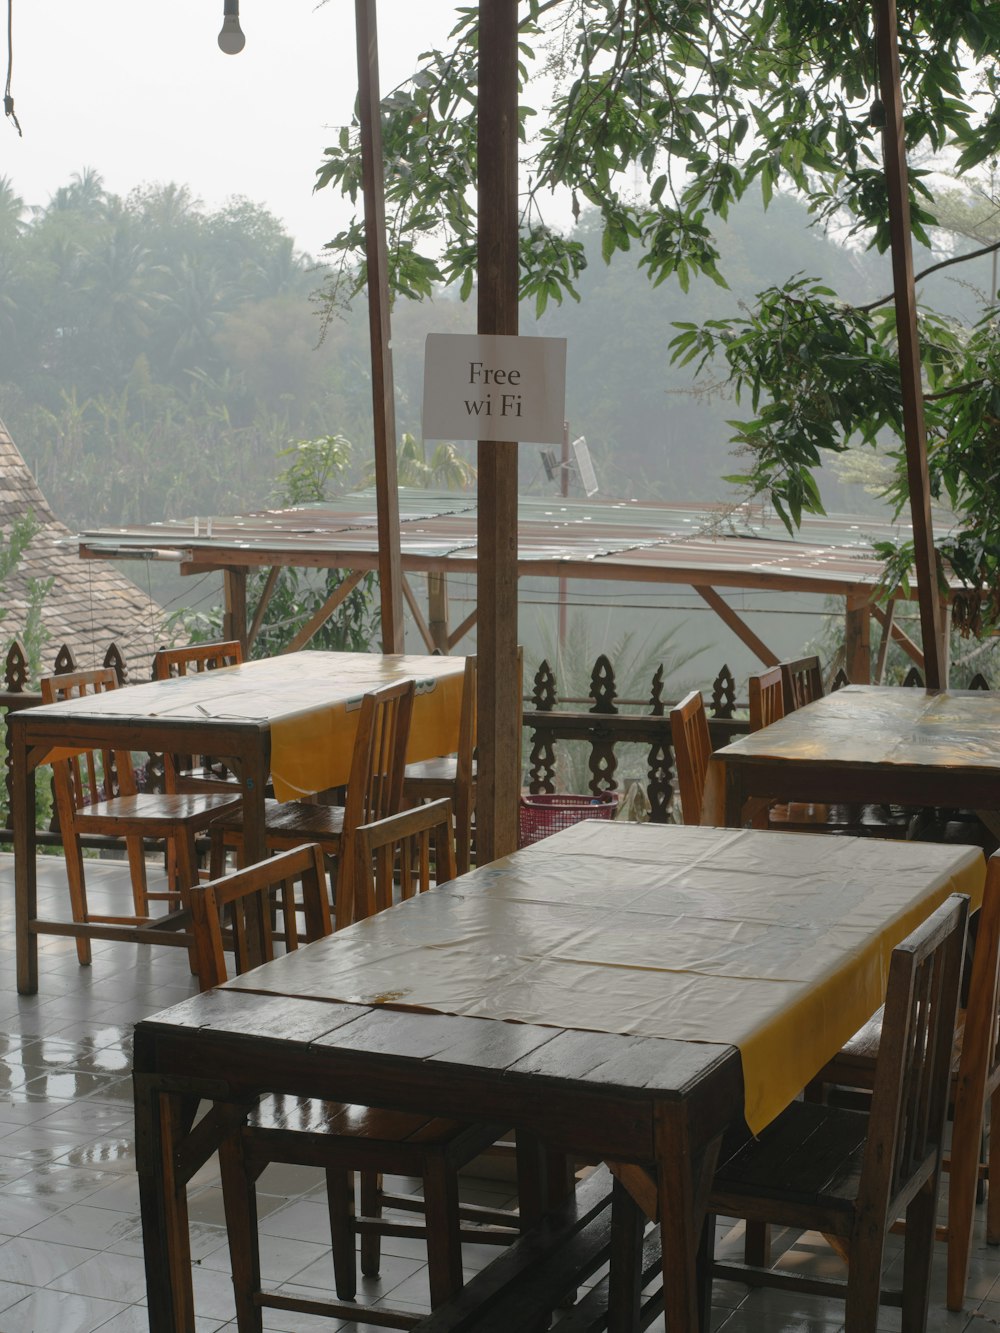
xmin=899 ymin=1180 xmax=936 ymax=1332
xmin=743 ymin=1220 xmax=770 ymax=1267
xmin=359 ymin=1170 xmax=382 ymax=1277
xmin=946 ymin=1071 xmax=985 ymax=1310
xmin=174 ymin=830 xmax=202 ymax=974
xmin=421 ymin=1154 xmax=464 ymax=1307
xmin=326 ymin=1167 xmax=357 ymax=1300
xmin=218 ymin=1131 xmax=264 ymax=1333
xmin=843 ymin=1226 xmax=886 ymax=1333
xmin=988 ymin=1086 xmax=1000 ymax=1245
xmin=209 ymin=827 xmax=227 ymax=881
xmin=608 ymin=1175 xmax=644 ymax=1333
xmin=63 ymin=835 xmax=92 ymax=966
xmin=125 ymin=834 xmax=150 ymax=918
xmin=455 ymin=789 xmax=472 ymax=877
xmin=696 ymin=1212 xmax=717 ymax=1333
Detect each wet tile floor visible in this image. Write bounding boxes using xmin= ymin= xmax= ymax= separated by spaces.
xmin=0 ymin=851 xmax=998 ymax=1331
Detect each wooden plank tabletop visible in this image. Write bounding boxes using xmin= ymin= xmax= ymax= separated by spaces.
xmin=704 ymin=686 xmax=1000 ymax=823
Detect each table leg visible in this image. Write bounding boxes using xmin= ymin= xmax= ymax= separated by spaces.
xmin=655 ymin=1116 xmax=723 ymax=1333
xmin=134 ymin=1072 xmax=196 ymax=1333
xmin=239 ymin=742 xmax=269 ymax=865
xmin=239 ymin=740 xmax=270 ymax=958
xmin=14 ymin=722 xmax=37 ymax=995
xmin=722 ymin=764 xmax=747 ymax=830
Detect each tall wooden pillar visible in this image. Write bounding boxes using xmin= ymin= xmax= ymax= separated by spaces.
xmin=476 ymin=0 xmax=521 ymax=863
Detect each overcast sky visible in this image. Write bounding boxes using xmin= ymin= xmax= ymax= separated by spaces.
xmin=3 ymin=0 xmax=457 ymax=257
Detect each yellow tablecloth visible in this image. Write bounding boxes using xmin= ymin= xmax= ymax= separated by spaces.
xmin=226 ymin=821 xmax=985 ymax=1133
xmin=267 ymin=654 xmax=465 ymax=799
xmin=31 ymin=651 xmax=466 ymax=803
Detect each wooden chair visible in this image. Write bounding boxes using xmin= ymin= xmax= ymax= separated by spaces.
xmin=190 ymin=835 xmax=514 ymax=1331
xmin=768 ymin=659 xmax=909 ymax=838
xmin=210 ymin=678 xmax=415 ymax=929
xmin=611 ymin=892 xmax=970 ymax=1332
xmin=151 ymin=639 xmax=244 ymax=795
xmin=354 ymin=795 xmax=457 ymax=920
xmin=669 ymin=689 xmax=712 ymax=824
xmin=403 ymin=655 xmax=477 ymax=875
xmin=810 ymin=851 xmax=1000 ymax=1310
xmin=780 ymin=653 xmax=823 ymax=713
xmin=41 ymin=667 xmax=243 ymax=967
xmin=748 ymin=665 xmax=784 ymax=732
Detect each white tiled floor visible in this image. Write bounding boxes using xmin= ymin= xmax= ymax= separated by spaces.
xmin=0 ymin=851 xmax=999 ymax=1332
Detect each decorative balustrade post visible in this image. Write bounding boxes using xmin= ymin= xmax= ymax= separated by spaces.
xmin=527 ymin=660 xmax=557 ymax=794
xmin=647 ymin=664 xmax=673 ymax=823
xmin=587 ymin=654 xmax=618 ymax=796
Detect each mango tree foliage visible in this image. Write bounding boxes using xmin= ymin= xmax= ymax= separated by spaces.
xmin=314 ymin=0 xmax=1000 ymax=629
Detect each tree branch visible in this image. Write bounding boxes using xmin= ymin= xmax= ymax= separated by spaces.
xmin=856 ymin=237 xmax=1000 ymax=313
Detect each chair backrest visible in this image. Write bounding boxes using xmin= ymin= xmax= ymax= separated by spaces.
xmin=748 ymin=666 xmax=784 ymax=732
xmin=152 ymin=640 xmax=244 ymax=680
xmin=669 ymin=690 xmax=712 ymax=825
xmin=858 ymin=892 xmax=969 ymax=1230
xmin=189 ymin=843 xmax=331 ymax=991
xmin=40 ymin=668 xmax=137 ymax=810
xmin=455 ymin=655 xmax=478 ymax=794
xmin=337 ymin=678 xmax=416 ymax=927
xmin=152 ymin=641 xmax=245 ymax=791
xmin=353 ymin=797 xmax=457 ymax=923
xmin=950 ymin=853 xmax=1000 ymax=1196
xmin=780 ymin=655 xmax=823 ymax=713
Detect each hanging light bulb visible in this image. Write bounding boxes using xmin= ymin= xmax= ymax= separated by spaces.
xmin=218 ymin=0 xmax=245 ymax=55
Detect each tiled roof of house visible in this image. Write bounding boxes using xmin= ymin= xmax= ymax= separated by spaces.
xmin=0 ymin=419 xmax=164 ymax=679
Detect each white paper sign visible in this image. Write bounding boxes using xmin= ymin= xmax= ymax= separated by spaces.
xmin=422 ymin=333 xmax=567 ymax=444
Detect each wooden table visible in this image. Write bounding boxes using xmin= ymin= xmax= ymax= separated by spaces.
xmin=12 ymin=651 xmax=465 ymax=994
xmin=704 ymin=685 xmax=1000 ymax=829
xmin=132 ymin=820 xmax=983 ymax=1333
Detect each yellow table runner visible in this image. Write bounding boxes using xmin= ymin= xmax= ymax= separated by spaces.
xmin=226 ymin=821 xmax=985 ymax=1133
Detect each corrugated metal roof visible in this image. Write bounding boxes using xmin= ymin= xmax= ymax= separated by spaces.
xmin=75 ymin=488 xmax=948 ymax=600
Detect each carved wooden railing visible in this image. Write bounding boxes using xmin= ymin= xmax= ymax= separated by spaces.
xmin=0 ymin=639 xmax=143 ymax=845
xmin=522 ymin=656 xmax=750 ymax=822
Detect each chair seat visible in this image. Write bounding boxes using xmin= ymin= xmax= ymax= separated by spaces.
xmin=713 ymin=1099 xmax=869 ymax=1216
xmin=75 ymin=789 xmax=242 ymax=833
xmin=214 ymin=798 xmax=345 ymax=843
xmin=404 ymin=755 xmax=462 ymax=786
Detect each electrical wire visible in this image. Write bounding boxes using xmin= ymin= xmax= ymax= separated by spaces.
xmin=4 ymin=0 xmax=21 ymax=136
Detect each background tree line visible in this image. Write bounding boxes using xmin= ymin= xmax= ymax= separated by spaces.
xmin=1 ymin=161 xmax=993 ymax=544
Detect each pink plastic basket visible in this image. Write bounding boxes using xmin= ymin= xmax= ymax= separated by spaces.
xmin=518 ymin=792 xmax=619 ymax=847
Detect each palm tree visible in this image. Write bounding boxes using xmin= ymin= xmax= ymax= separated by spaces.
xmin=363 ymin=433 xmax=476 ymax=491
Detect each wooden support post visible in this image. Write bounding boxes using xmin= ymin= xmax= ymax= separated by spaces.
xmin=874 ymin=599 xmax=896 ymax=683
xmin=476 ymin=0 xmax=521 ymax=864
xmin=402 ymin=576 xmax=435 ymax=653
xmin=845 ymin=592 xmax=872 ymax=684
xmin=247 ymin=566 xmax=281 ymax=654
xmin=695 ymin=587 xmax=779 ymax=666
xmin=428 ymin=572 xmax=450 ymax=653
xmin=356 ymin=0 xmax=405 ymax=653
xmin=222 ymin=568 xmax=248 ymax=658
xmin=875 ymin=0 xmax=944 ymax=687
xmin=281 ymin=570 xmax=367 ymax=654
xmin=872 ymin=602 xmax=925 ymax=669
